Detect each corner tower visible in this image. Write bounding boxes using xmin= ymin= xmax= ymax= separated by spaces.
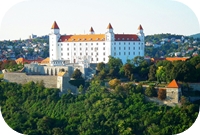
xmin=49 ymin=21 xmax=60 ymax=65
xmin=137 ymin=24 xmax=144 ymax=42
xmin=105 ymin=23 xmax=114 ymax=41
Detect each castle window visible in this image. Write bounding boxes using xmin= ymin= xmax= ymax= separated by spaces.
xmin=114 ymin=47 xmax=116 ymax=50
xmin=74 ymin=53 xmax=76 ymax=55
xmin=128 ymin=47 xmax=130 ymax=50
xmin=103 ymin=47 xmax=105 ymax=50
xmin=119 ymin=47 xmax=121 ymax=50
xmin=119 ymin=52 xmax=121 ymax=55
xmin=124 ymin=47 xmax=126 ymax=50
xmin=74 ymin=43 xmax=76 ymax=45
xmin=119 ymin=42 xmax=121 ymax=45
xmin=114 ymin=52 xmax=116 ymax=56
xmin=91 ymin=53 xmax=93 ymax=55
xmin=74 ymin=48 xmax=76 ymax=51
xmin=67 ymin=53 xmax=69 ymax=56
xmin=96 ymin=43 xmax=98 ymax=45
xmin=86 ymin=48 xmax=88 ymax=50
xmin=67 ymin=43 xmax=69 ymax=45
xmin=80 ymin=43 xmax=81 ymax=45
xmin=103 ymin=52 xmax=105 ymax=55
xmin=103 ymin=43 xmax=105 ymax=45
xmin=67 ymin=48 xmax=69 ymax=51
xmin=139 ymin=42 xmax=140 ymax=45
xmin=124 ymin=52 xmax=126 ymax=55
xmin=133 ymin=47 xmax=135 ymax=50
xmin=139 ymin=52 xmax=140 ymax=55
xmin=80 ymin=48 xmax=82 ymax=50
xmin=129 ymin=52 xmax=130 ymax=55
xmin=91 ymin=47 xmax=93 ymax=50
xmin=103 ymin=58 xmax=105 ymax=61
xmin=133 ymin=52 xmax=135 ymax=55
xmin=91 ymin=58 xmax=93 ymax=61
xmin=80 ymin=53 xmax=82 ymax=55
xmin=86 ymin=43 xmax=87 ymax=45
xmin=139 ymin=47 xmax=140 ymax=50
xmin=91 ymin=43 xmax=93 ymax=45
xmin=86 ymin=53 xmax=88 ymax=55
xmin=129 ymin=42 xmax=130 ymax=45
xmin=61 ymin=48 xmax=63 ymax=51
xmin=124 ymin=42 xmax=126 ymax=45
xmin=114 ymin=42 xmax=116 ymax=45
xmin=96 ymin=53 xmax=98 ymax=55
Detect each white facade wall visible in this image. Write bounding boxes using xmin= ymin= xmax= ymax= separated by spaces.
xmin=56 ymin=41 xmax=111 ymax=64
xmin=111 ymin=41 xmax=144 ymax=63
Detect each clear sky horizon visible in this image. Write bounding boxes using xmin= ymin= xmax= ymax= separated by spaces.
xmin=0 ymin=0 xmax=200 ymax=41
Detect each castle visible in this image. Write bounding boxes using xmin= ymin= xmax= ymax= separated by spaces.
xmin=49 ymin=21 xmax=145 ymax=66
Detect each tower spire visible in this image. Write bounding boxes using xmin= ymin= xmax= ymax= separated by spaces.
xmin=138 ymin=24 xmax=143 ymax=30
xmin=51 ymin=21 xmax=59 ymax=29
xmin=107 ymin=23 xmax=113 ymax=29
xmin=89 ymin=27 xmax=95 ymax=34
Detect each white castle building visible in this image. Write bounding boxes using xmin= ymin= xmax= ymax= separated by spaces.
xmin=49 ymin=21 xmax=145 ymax=66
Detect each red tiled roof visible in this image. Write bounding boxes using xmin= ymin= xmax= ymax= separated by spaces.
xmin=41 ymin=57 xmax=50 ymax=64
xmin=165 ymin=57 xmax=188 ymax=62
xmin=15 ymin=58 xmax=44 ymax=64
xmin=115 ymin=34 xmax=140 ymax=41
xmin=59 ymin=34 xmax=105 ymax=42
xmin=51 ymin=21 xmax=59 ymax=29
xmin=107 ymin=23 xmax=113 ymax=29
xmin=167 ymin=79 xmax=180 ymax=88
xmin=59 ymin=34 xmax=140 ymax=42
xmin=138 ymin=24 xmax=143 ymax=30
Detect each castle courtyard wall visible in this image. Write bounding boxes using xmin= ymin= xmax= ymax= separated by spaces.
xmin=4 ymin=72 xmax=57 ymax=88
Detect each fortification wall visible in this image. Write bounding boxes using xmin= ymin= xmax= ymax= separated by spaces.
xmin=4 ymin=72 xmax=57 ymax=88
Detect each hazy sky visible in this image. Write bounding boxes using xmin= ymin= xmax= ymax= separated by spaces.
xmin=0 ymin=0 xmax=200 ymax=40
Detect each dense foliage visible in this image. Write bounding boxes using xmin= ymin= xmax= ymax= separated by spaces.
xmin=0 ymin=81 xmax=198 ymax=135
xmin=152 ymin=56 xmax=200 ymax=83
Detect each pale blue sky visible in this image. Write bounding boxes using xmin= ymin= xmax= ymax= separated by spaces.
xmin=0 ymin=0 xmax=200 ymax=40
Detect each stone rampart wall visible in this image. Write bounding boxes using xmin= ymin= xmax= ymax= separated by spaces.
xmin=4 ymin=72 xmax=57 ymax=88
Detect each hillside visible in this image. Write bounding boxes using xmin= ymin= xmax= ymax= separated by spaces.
xmin=190 ymin=33 xmax=200 ymax=39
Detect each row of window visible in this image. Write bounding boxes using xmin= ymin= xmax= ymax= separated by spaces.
xmin=91 ymin=58 xmax=106 ymax=61
xmin=113 ymin=46 xmax=143 ymax=50
xmin=60 ymin=52 xmax=106 ymax=56
xmin=55 ymin=46 xmax=143 ymax=52
xmin=57 ymin=42 xmax=143 ymax=46
xmin=113 ymin=42 xmax=143 ymax=45
xmin=59 ymin=47 xmax=106 ymax=51
xmin=114 ymin=52 xmax=141 ymax=56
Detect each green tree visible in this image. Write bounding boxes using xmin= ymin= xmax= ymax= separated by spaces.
xmin=148 ymin=65 xmax=157 ymax=81
xmin=71 ymin=69 xmax=83 ymax=79
xmin=108 ymin=78 xmax=121 ymax=89
xmin=97 ymin=62 xmax=106 ymax=71
xmin=145 ymin=86 xmax=157 ymax=97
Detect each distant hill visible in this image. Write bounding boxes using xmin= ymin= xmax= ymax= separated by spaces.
xmin=190 ymin=33 xmax=200 ymax=39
